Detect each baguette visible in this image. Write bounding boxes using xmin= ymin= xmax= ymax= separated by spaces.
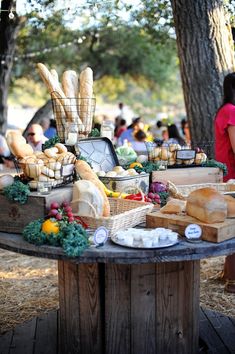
xmin=37 ymin=63 xmax=80 ymax=124
xmin=75 ymin=159 xmax=110 ymax=217
xmin=186 ymin=187 xmax=227 ymax=223
xmin=79 ymin=67 xmax=93 ymax=132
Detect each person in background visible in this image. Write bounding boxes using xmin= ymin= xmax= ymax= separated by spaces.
xmin=131 ymin=129 xmax=147 ymax=153
xmin=214 ymin=72 xmax=235 ymax=293
xmin=166 ymin=124 xmax=186 ymax=146
xmin=118 ymin=117 xmax=144 ymax=146
xmin=115 ymin=119 xmax=127 ymax=139
xmin=44 ymin=119 xmax=57 ymax=139
xmin=181 ymin=119 xmax=191 ymax=145
xmin=26 ymin=124 xmax=48 ymax=151
xmin=114 ymin=102 xmax=125 ymax=137
xmin=150 ymin=120 xmax=164 ymax=140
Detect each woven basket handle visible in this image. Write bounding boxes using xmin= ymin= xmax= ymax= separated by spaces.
xmin=118 ymin=184 xmax=145 ymax=201
xmin=71 ymin=198 xmax=99 ymax=217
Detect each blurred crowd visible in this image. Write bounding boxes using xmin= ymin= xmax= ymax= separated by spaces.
xmin=0 ymin=102 xmax=191 ymax=171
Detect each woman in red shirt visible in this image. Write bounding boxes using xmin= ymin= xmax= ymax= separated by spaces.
xmin=214 ymin=72 xmax=235 ymax=293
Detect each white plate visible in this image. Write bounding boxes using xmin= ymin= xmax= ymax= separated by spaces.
xmin=111 ymin=235 xmax=179 ymax=249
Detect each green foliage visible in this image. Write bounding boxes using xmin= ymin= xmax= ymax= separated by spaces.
xmin=23 ymin=219 xmax=47 ymax=246
xmin=43 ymin=135 xmax=61 ymax=149
xmin=3 ymin=181 xmax=30 ymax=205
xmin=88 ymin=128 xmax=100 ymax=137
xmin=22 ymin=219 xmax=89 ymax=257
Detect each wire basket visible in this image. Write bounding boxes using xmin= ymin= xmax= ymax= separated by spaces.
xmin=145 ymin=141 xmax=210 ymax=167
xmin=17 ymin=152 xmax=76 ymax=190
xmin=79 ymin=198 xmax=154 ymax=237
xmin=51 ymin=91 xmax=96 ymax=143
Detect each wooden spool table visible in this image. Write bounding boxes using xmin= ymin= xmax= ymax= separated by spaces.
xmin=0 ymin=231 xmax=235 ymax=354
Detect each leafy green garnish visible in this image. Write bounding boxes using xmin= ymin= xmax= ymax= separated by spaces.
xmin=88 ymin=128 xmax=100 ymax=137
xmin=127 ymin=160 xmax=162 ymax=173
xmin=22 ymin=219 xmax=89 ymax=257
xmin=43 ymin=135 xmax=61 ymax=149
xmin=3 ymin=181 xmax=30 ymax=204
xmin=23 ymin=219 xmax=47 ymax=245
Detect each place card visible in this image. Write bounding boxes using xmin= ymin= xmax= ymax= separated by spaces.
xmin=185 ymin=224 xmax=202 ymax=242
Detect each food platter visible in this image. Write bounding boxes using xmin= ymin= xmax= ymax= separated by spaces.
xmin=111 ymin=228 xmax=179 ymax=249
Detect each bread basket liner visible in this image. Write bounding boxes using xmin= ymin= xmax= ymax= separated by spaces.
xmin=76 ymin=198 xmax=154 ymax=237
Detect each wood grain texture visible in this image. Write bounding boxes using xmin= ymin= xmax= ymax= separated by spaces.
xmin=151 ymin=167 xmax=223 ymax=185
xmin=105 ymin=264 xmax=131 ymax=354
xmin=131 ymin=264 xmax=156 ymax=354
xmin=155 ymin=261 xmax=200 ymax=354
xmin=78 ymin=263 xmax=103 ymax=354
xmin=34 ymin=311 xmax=58 ymax=354
xmin=0 ymin=186 xmax=72 ymax=234
xmin=58 ymin=261 xmax=81 ymax=354
xmin=146 ymin=211 xmax=235 ymax=243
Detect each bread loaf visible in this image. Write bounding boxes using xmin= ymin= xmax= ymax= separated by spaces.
xmin=186 ymin=187 xmax=227 ymax=223
xmin=160 ymin=198 xmax=186 ymax=214
xmin=71 ymin=180 xmax=104 ymax=217
xmin=223 ymin=195 xmax=235 ymax=217
xmin=75 ymin=159 xmax=110 ymax=217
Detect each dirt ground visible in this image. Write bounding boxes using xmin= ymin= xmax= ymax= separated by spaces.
xmin=0 ymin=249 xmax=234 ymax=334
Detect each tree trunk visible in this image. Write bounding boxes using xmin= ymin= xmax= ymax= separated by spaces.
xmin=0 ymin=0 xmax=21 ymax=134
xmin=170 ymin=0 xmax=235 ymax=152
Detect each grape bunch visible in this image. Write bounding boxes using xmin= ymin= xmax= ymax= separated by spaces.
xmin=48 ymin=201 xmax=75 ymax=223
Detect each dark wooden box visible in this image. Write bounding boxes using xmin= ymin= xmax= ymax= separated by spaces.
xmin=0 ymin=185 xmax=73 ymax=234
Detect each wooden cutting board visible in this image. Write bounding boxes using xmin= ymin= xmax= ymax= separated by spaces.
xmin=146 ymin=211 xmax=235 ymax=243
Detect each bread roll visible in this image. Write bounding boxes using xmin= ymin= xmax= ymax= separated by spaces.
xmin=160 ymin=198 xmax=186 ymax=214
xmin=186 ymin=188 xmax=227 ymax=223
xmin=6 ymin=131 xmax=34 ymax=158
xmin=224 ymin=195 xmax=235 ymax=217
xmin=75 ymin=159 xmax=110 ymax=217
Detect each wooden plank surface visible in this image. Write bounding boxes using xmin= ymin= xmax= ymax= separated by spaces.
xmin=34 ymin=311 xmax=58 ymax=354
xmin=0 ymin=232 xmax=235 ymax=263
xmin=146 ymin=211 xmax=235 ymax=243
xmin=131 ymin=264 xmax=156 ymax=354
xmin=1 ymin=308 xmax=235 ymax=354
xmin=155 ymin=261 xmax=200 ymax=354
xmin=151 ymin=167 xmax=223 ymax=185
xmin=105 ymin=264 xmax=131 ymax=354
xmin=58 ymin=261 xmax=81 ymax=354
xmin=78 ymin=263 xmax=103 ymax=354
xmin=9 ymin=317 xmax=36 ymax=354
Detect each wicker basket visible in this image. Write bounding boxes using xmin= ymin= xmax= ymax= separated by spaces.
xmin=176 ymin=182 xmax=235 ymax=197
xmin=80 ymin=198 xmax=154 ymax=237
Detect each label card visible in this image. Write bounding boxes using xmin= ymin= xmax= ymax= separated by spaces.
xmin=176 ymin=149 xmax=196 ymax=160
xmin=93 ymin=226 xmax=109 ymax=246
xmin=185 ymin=224 xmax=202 ymax=241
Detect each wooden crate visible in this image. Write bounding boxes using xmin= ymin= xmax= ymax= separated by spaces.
xmin=151 ymin=167 xmax=223 ymax=185
xmin=146 ymin=211 xmax=235 ymax=243
xmin=0 ymin=186 xmax=73 ymax=234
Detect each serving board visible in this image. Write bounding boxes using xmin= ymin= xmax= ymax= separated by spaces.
xmin=146 ymin=211 xmax=235 ymax=243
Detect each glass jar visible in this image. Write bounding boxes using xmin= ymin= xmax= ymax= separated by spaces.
xmin=100 ymin=122 xmax=113 ymax=141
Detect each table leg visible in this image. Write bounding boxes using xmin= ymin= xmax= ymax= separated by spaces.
xmin=58 ymin=260 xmax=200 ymax=354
